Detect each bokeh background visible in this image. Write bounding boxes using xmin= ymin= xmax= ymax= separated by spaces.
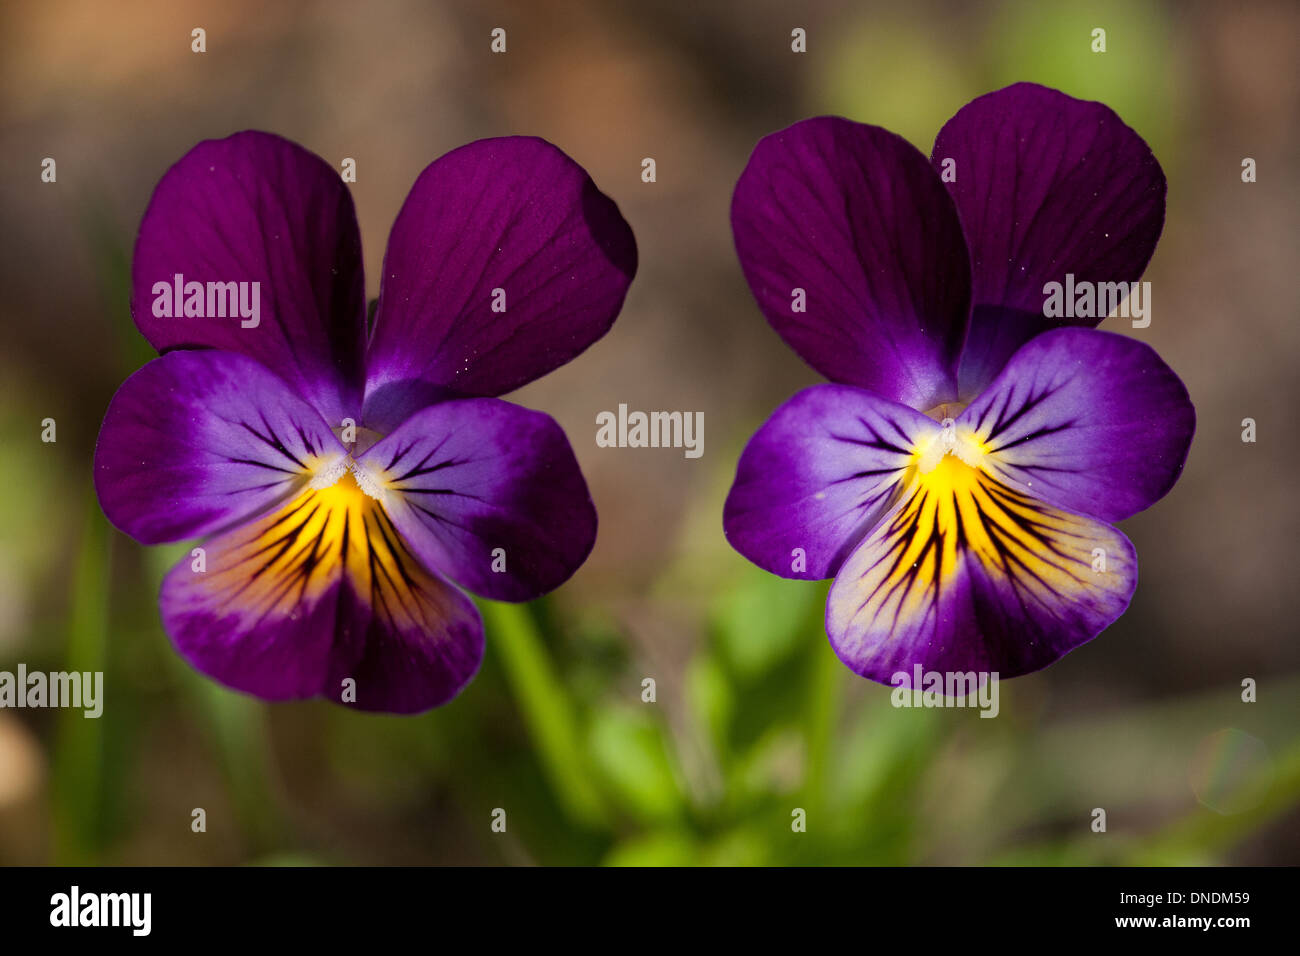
xmin=0 ymin=0 xmax=1296 ymax=865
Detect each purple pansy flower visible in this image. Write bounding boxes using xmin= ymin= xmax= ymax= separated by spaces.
xmin=95 ymin=131 xmax=636 ymax=713
xmin=723 ymin=83 xmax=1195 ymax=682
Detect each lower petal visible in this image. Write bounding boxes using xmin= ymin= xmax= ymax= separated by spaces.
xmin=160 ymin=490 xmax=346 ymax=700
xmin=161 ymin=471 xmax=483 ymax=713
xmin=826 ymin=456 xmax=1136 ymax=681
xmin=328 ymin=576 xmax=483 ymax=715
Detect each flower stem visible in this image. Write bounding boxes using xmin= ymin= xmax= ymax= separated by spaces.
xmin=481 ymin=600 xmax=609 ymax=829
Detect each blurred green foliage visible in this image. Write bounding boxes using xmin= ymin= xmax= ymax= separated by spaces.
xmin=815 ymin=0 xmax=1177 ymax=157
xmin=41 ymin=474 xmax=1298 ymax=865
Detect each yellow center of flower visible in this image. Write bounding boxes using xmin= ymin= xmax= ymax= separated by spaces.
xmin=845 ymin=427 xmax=1119 ymax=617
xmin=912 ymin=417 xmax=989 ymax=474
xmin=192 ymin=469 xmax=447 ymax=632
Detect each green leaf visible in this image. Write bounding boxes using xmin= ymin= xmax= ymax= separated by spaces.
xmin=589 ymin=707 xmax=684 ymax=824
xmin=711 ymin=565 xmax=816 ymax=680
xmin=603 ymin=830 xmax=699 ymax=867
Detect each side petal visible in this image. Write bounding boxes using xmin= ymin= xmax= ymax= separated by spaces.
xmin=932 ymin=83 xmax=1166 ymax=396
xmin=132 ymin=131 xmax=367 ymax=423
xmin=161 ymin=471 xmax=483 ymax=713
xmin=827 ymin=458 xmax=1136 ymax=682
xmin=363 ymin=137 xmax=636 ymax=431
xmin=731 ymin=117 xmax=971 ymax=410
xmin=95 ymin=350 xmax=348 ymax=544
xmin=958 ymin=328 xmax=1194 ymax=522
xmin=354 ymin=398 xmax=597 ymax=602
xmin=723 ymin=385 xmax=939 ymax=580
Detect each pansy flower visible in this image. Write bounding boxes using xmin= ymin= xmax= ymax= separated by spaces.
xmin=95 ymin=132 xmax=636 ymax=713
xmin=724 ymin=83 xmax=1194 ymax=681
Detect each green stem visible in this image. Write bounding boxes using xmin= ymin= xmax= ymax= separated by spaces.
xmin=481 ymin=600 xmax=608 ymax=828
xmin=803 ymin=650 xmax=843 ymax=816
xmin=802 ymin=587 xmax=843 ymax=820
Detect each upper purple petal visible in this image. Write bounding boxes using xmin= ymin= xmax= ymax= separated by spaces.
xmin=131 ymin=131 xmax=367 ymax=424
xmin=355 ymin=397 xmax=597 ymax=602
xmin=958 ymin=328 xmax=1195 ymax=523
xmin=362 ymin=137 xmax=636 ymax=432
xmin=94 ymin=350 xmax=347 ymax=544
xmin=723 ymin=384 xmax=939 ymax=580
xmin=932 ymin=83 xmax=1166 ymax=397
xmin=731 ymin=116 xmax=972 ymax=410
